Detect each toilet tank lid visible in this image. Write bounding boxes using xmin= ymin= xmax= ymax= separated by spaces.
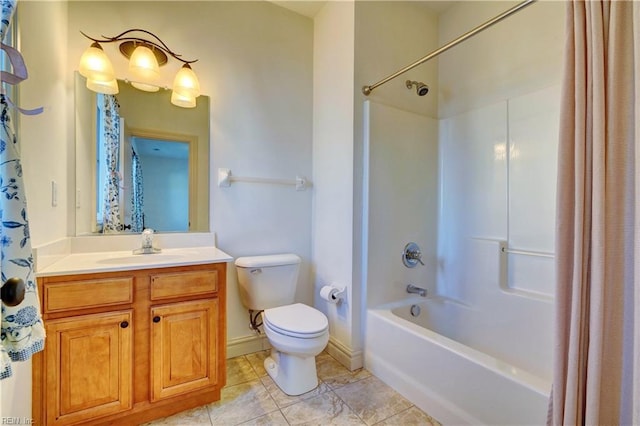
xmin=235 ymin=254 xmax=301 ymax=268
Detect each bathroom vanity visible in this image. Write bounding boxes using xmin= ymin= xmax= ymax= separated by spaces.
xmin=32 ymin=247 xmax=231 ymax=426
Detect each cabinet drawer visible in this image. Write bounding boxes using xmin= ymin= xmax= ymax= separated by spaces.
xmin=44 ymin=277 xmax=133 ymax=313
xmin=150 ymin=270 xmax=218 ymax=300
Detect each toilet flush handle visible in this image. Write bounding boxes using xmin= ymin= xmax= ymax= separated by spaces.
xmin=250 ymin=268 xmax=262 ymax=275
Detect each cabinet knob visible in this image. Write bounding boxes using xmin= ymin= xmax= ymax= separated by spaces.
xmin=120 ymin=321 xmax=129 ymax=328
xmin=153 ymin=316 xmax=161 ymax=323
xmin=1 ymin=277 xmax=26 ymax=307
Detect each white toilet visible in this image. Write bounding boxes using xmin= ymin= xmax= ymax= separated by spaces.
xmin=235 ymin=254 xmax=329 ymax=396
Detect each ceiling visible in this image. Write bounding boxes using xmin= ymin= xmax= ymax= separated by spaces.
xmin=132 ymin=137 xmax=189 ymax=160
xmin=270 ymin=0 xmax=326 ymax=18
xmin=270 ymin=0 xmax=456 ymax=18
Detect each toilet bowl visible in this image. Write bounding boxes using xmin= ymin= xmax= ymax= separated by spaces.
xmin=262 ymin=303 xmax=329 ymax=395
xmin=234 ymin=254 xmax=330 ymax=396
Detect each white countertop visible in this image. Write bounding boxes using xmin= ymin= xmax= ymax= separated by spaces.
xmin=36 ymin=246 xmax=233 ymax=277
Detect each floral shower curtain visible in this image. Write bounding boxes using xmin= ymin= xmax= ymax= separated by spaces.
xmin=100 ymin=94 xmax=123 ymax=233
xmin=131 ymin=148 xmax=144 ymax=232
xmin=549 ymin=1 xmax=639 ymax=424
xmin=0 ymin=97 xmax=45 ymax=380
xmin=0 ymin=0 xmax=45 ymax=380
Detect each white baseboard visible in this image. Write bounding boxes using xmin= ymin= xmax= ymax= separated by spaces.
xmin=326 ymin=336 xmax=363 ymax=371
xmin=226 ymin=334 xmax=270 ymax=359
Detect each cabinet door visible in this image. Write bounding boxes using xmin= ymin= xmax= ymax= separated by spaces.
xmin=150 ymin=299 xmax=218 ymax=401
xmin=45 ymin=311 xmax=133 ymax=426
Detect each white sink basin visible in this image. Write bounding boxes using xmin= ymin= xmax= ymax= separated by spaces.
xmin=96 ymin=253 xmax=188 ymax=265
xmin=36 ymin=245 xmax=233 ymax=277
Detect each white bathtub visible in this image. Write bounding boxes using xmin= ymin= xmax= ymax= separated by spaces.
xmin=365 ymin=297 xmax=551 ymax=425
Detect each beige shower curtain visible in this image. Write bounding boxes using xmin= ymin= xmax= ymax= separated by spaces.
xmin=549 ymin=1 xmax=639 ymax=425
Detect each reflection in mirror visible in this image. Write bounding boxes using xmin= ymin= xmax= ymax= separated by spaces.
xmin=128 ymin=133 xmax=195 ymax=232
xmin=75 ymin=73 xmax=210 ymax=235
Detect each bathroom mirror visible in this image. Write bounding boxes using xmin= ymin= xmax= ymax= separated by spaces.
xmin=75 ymin=73 xmax=210 ymax=235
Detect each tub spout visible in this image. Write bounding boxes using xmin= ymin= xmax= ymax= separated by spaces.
xmin=406 ymin=284 xmax=427 ymax=297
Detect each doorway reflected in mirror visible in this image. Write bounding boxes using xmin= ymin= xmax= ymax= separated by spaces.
xmin=128 ymin=135 xmax=193 ymax=232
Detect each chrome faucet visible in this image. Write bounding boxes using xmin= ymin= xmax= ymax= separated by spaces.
xmin=133 ymin=228 xmax=161 ymax=254
xmin=143 ymin=228 xmax=156 ymax=249
xmin=406 ymin=284 xmax=427 ymax=297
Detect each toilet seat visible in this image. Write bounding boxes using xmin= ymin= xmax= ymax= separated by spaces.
xmin=263 ymin=303 xmax=328 ymax=339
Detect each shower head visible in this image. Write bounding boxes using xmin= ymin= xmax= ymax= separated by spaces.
xmin=406 ymin=80 xmax=429 ymax=96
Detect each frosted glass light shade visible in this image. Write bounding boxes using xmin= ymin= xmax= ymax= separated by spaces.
xmin=128 ymin=45 xmax=160 ymax=81
xmin=171 ymin=90 xmax=196 ymax=108
xmin=131 ymin=81 xmax=160 ymax=92
xmin=79 ymin=43 xmax=115 ymax=82
xmin=172 ymin=64 xmax=201 ymax=98
xmin=86 ymin=78 xmax=119 ymax=95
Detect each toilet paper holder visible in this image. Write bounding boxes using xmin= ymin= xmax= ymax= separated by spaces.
xmin=320 ymin=285 xmax=346 ymax=304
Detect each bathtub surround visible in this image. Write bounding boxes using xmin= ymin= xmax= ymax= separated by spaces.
xmin=437 ymin=88 xmax=559 ymax=380
xmin=366 ymin=299 xmax=548 ymax=425
xmin=550 ymin=1 xmax=640 ymax=424
xmin=363 ymin=84 xmax=559 ymax=420
xmin=364 ymin=100 xmax=439 ymax=308
xmin=362 ymin=1 xmax=564 ymax=423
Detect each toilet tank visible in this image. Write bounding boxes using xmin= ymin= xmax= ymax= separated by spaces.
xmin=235 ymin=254 xmax=301 ymax=311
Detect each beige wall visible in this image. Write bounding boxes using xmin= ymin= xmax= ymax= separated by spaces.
xmin=438 ymin=0 xmax=565 ymax=118
xmin=355 ymin=1 xmax=439 ymax=117
xmin=312 ymin=0 xmax=441 ymax=366
xmin=11 ymin=0 xmax=313 ymax=415
xmin=68 ymin=0 xmax=314 ymax=347
xmin=312 ymin=0 xmax=358 ymax=365
xmin=18 ymin=1 xmax=70 ymax=247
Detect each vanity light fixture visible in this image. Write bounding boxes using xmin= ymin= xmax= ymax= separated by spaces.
xmin=78 ymin=29 xmax=201 ymax=108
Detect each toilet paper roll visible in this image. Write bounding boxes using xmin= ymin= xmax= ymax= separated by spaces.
xmin=320 ymin=285 xmax=342 ymax=304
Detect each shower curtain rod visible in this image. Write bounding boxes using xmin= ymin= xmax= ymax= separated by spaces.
xmin=362 ymin=0 xmax=537 ymax=96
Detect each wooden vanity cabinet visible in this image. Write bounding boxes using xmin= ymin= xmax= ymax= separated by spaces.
xmin=148 ymin=269 xmax=221 ymax=402
xmin=44 ymin=310 xmax=134 ymax=425
xmin=33 ymin=262 xmax=227 ymax=426
xmin=150 ymin=299 xmax=219 ymax=401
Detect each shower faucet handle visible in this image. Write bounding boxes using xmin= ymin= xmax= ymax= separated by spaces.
xmin=402 ymin=242 xmax=424 ymax=268
xmin=406 ymin=250 xmax=425 ymax=265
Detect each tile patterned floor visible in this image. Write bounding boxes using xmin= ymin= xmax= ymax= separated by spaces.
xmin=142 ymin=350 xmax=441 ymax=426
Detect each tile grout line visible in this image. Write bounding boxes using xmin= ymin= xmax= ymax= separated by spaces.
xmin=329 ymin=386 xmax=369 ymax=425
xmin=148 ymin=350 xmax=437 ymax=426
